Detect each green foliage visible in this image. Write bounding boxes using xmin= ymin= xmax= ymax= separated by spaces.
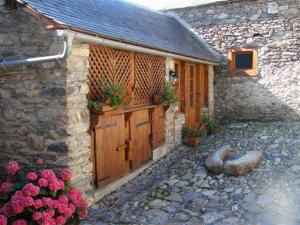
xmin=101 ymin=80 xmax=133 ymax=109
xmin=182 ymin=126 xmax=207 ymax=138
xmin=87 ymin=100 xmax=103 ymax=110
xmin=202 ymin=115 xmax=222 ymax=135
xmin=162 ymin=81 xmax=179 ymax=106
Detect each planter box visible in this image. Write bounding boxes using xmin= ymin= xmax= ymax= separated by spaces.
xmin=184 ymin=136 xmax=200 ymax=147
xmin=92 ymin=105 xmax=124 ymax=116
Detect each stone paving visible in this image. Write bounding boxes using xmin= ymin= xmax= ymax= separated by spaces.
xmin=83 ymin=121 xmax=300 ymax=225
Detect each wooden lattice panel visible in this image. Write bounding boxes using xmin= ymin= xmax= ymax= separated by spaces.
xmin=88 ymin=45 xmax=134 ymax=100
xmin=135 ymin=53 xmax=152 ymax=104
xmin=150 ymin=56 xmax=165 ymax=96
xmin=88 ymin=44 xmax=165 ymax=104
xmin=135 ymin=54 xmax=165 ymax=104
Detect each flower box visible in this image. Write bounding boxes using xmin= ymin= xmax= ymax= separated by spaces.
xmin=184 ymin=136 xmax=200 ymax=147
xmin=92 ymin=105 xmax=124 ymax=116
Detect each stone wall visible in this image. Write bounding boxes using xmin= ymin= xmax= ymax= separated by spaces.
xmin=0 ymin=7 xmax=94 ymax=200
xmin=169 ymin=0 xmax=300 ymax=121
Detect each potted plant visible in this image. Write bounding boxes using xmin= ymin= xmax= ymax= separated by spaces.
xmin=153 ymin=94 xmax=163 ymax=105
xmin=162 ymin=81 xmax=179 ymax=110
xmin=182 ymin=126 xmax=207 ymax=147
xmin=0 ymin=159 xmax=88 ymax=225
xmin=101 ymin=81 xmax=134 ymax=112
xmin=202 ymin=115 xmax=222 ymax=135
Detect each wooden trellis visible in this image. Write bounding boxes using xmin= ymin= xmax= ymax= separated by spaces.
xmin=87 ymin=45 xmax=165 ymax=104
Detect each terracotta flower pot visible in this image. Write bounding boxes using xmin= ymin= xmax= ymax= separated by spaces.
xmin=153 ymin=94 xmax=163 ymax=105
xmin=184 ymin=136 xmax=200 ymax=147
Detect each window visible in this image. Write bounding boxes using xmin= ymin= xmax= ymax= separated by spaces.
xmin=228 ymin=48 xmax=258 ymax=76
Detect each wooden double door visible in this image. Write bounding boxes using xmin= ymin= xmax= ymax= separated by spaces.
xmin=92 ymin=106 xmax=165 ymax=188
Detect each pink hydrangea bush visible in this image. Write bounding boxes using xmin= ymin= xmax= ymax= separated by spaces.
xmin=0 ymin=160 xmax=88 ymax=225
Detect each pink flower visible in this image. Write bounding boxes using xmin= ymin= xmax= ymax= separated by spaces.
xmin=79 ymin=198 xmax=88 ymax=208
xmin=26 ymin=172 xmax=38 ymax=181
xmin=40 ymin=169 xmax=57 ymax=185
xmin=0 ymin=182 xmax=13 ymax=194
xmin=46 ymin=209 xmax=55 ymax=217
xmin=55 ymin=216 xmax=66 ymax=225
xmin=48 ymin=179 xmax=64 ymax=192
xmin=6 ymin=161 xmax=20 ymax=176
xmin=0 ymin=215 xmax=7 ymax=225
xmin=11 ymin=191 xmax=26 ymax=214
xmin=24 ymin=197 xmax=34 ymax=207
xmin=2 ymin=203 xmax=13 ymax=217
xmin=38 ymin=178 xmax=48 ymax=187
xmin=32 ymin=211 xmax=43 ymax=221
xmin=12 ymin=219 xmax=27 ymax=225
xmin=22 ymin=183 xmax=40 ymax=197
xmin=33 ymin=199 xmax=43 ymax=209
xmin=37 ymin=159 xmax=44 ymax=164
xmin=42 ymin=197 xmax=53 ymax=208
xmin=58 ymin=195 xmax=68 ymax=204
xmin=80 ymin=208 xmax=88 ymax=218
xmin=60 ymin=169 xmax=71 ymax=181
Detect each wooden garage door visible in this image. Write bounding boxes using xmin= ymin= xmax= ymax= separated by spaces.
xmin=128 ymin=109 xmax=152 ymax=170
xmin=94 ymin=114 xmax=130 ymax=188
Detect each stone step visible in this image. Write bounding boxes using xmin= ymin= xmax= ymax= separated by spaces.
xmin=205 ymin=145 xmax=232 ymax=174
xmin=224 ymin=151 xmax=263 ymax=176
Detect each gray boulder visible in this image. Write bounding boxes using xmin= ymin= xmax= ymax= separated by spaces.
xmin=224 ymin=151 xmax=263 ymax=176
xmin=205 ymin=145 xmax=232 ymax=174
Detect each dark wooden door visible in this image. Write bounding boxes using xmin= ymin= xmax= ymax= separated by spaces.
xmin=151 ymin=106 xmax=165 ymax=149
xmin=94 ymin=114 xmax=130 ymax=188
xmin=129 ymin=109 xmax=152 ymax=170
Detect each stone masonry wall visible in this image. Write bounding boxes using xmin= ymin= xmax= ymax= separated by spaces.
xmin=0 ymin=7 xmax=93 ymax=201
xmin=170 ymin=0 xmax=300 ymax=121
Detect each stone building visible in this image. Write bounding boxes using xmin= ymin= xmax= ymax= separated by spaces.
xmin=168 ymin=0 xmax=300 ymax=121
xmin=0 ymin=0 xmax=217 ymax=202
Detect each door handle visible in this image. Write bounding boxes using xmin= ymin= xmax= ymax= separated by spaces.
xmin=116 ymin=144 xmax=127 ymax=152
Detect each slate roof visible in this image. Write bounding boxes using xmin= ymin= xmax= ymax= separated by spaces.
xmin=18 ymin=0 xmax=219 ymax=62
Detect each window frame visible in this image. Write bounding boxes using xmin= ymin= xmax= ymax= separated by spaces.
xmin=228 ymin=48 xmax=258 ymax=76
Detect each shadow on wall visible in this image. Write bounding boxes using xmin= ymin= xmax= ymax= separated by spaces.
xmin=214 ymin=61 xmax=300 ymax=122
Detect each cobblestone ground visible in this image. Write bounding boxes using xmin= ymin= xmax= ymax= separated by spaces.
xmin=83 ymin=121 xmax=300 ymax=225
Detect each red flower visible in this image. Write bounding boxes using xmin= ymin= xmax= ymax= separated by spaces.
xmin=105 ymin=99 xmax=111 ymax=105
xmin=36 ymin=159 xmax=43 ymax=164
xmin=12 ymin=219 xmax=27 ymax=225
xmin=6 ymin=161 xmax=20 ymax=176
xmin=60 ymin=169 xmax=72 ymax=181
xmin=26 ymin=172 xmax=38 ymax=181
xmin=123 ymin=96 xmax=130 ymax=103
xmin=22 ymin=183 xmax=40 ymax=197
xmin=126 ymin=83 xmax=133 ymax=90
xmin=0 ymin=215 xmax=7 ymax=225
xmin=114 ymin=91 xmax=120 ymax=97
xmin=134 ymin=99 xmax=139 ymax=105
xmin=180 ymin=95 xmax=185 ymax=101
